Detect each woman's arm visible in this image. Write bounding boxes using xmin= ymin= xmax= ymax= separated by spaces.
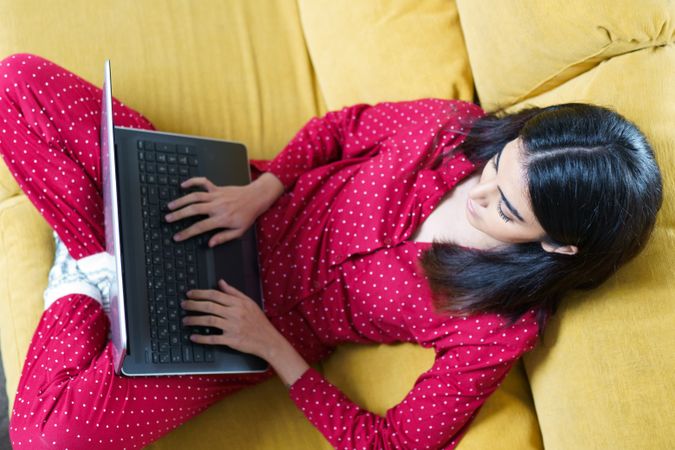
xmin=181 ymin=280 xmax=310 ymax=387
xmin=263 ymin=99 xmax=464 ymax=192
xmin=264 ymin=330 xmax=310 ymax=388
xmin=249 ymin=171 xmax=285 ymax=216
xmin=263 ymin=102 xmax=375 ymax=192
xmin=179 ymin=229 xmax=541 ymax=449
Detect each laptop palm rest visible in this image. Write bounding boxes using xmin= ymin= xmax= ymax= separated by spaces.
xmin=201 ymin=237 xmax=245 ymax=292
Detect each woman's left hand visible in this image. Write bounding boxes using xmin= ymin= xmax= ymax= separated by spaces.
xmin=181 ymin=279 xmax=283 ymax=360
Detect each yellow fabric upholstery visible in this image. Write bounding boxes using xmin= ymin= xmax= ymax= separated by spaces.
xmin=0 ymin=0 xmax=324 ymax=163
xmin=517 ymin=49 xmax=675 ymax=450
xmin=322 ymin=345 xmax=543 ymax=450
xmin=456 ymin=0 xmax=675 ymax=111
xmin=297 ymin=0 xmax=475 ymax=110
xmin=0 ymin=196 xmax=53 ymax=407
xmin=457 ymin=1 xmax=675 ymax=448
xmin=0 ymin=1 xmax=541 ymax=448
xmin=0 ymin=150 xmax=19 ymax=202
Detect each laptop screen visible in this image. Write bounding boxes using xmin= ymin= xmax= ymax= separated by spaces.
xmin=101 ymin=60 xmax=127 ymax=372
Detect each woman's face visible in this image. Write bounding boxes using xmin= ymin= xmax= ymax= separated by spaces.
xmin=465 ymin=138 xmax=548 ymax=244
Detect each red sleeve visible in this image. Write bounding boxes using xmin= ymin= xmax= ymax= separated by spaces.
xmin=263 ymin=99 xmax=469 ymax=192
xmin=288 ymin=335 xmax=536 ymax=450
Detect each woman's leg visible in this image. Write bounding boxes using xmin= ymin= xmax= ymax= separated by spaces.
xmin=0 ymin=53 xmax=332 ymax=449
xmin=0 ymin=53 xmax=149 ymax=259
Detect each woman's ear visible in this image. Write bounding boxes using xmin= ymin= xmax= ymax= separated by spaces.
xmin=541 ymin=240 xmax=578 ymax=256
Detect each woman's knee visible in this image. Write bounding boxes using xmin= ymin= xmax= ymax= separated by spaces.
xmin=8 ymin=376 xmax=115 ymax=449
xmin=9 ymin=413 xmax=92 ymax=450
xmin=0 ymin=53 xmax=58 ymax=99
xmin=1 ymin=52 xmax=49 ymax=79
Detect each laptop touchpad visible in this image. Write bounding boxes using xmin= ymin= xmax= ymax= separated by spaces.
xmin=206 ymin=238 xmax=244 ymax=289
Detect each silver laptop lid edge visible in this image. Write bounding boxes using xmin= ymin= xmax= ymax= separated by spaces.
xmin=101 ymin=59 xmax=128 ymax=373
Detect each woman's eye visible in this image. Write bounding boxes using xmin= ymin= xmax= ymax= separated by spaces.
xmin=497 ymin=200 xmax=511 ymax=223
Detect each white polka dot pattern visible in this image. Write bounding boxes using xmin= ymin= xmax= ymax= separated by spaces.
xmin=0 ymin=53 xmax=327 ymax=449
xmin=250 ymin=99 xmax=541 ymax=448
xmin=0 ymin=53 xmax=541 ymax=449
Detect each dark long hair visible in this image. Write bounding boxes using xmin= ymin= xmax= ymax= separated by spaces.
xmin=419 ymin=103 xmax=663 ymax=336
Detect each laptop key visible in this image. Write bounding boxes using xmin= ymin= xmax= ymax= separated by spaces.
xmin=158 ymin=143 xmax=175 ymax=152
xmin=177 ymin=144 xmax=196 ymax=155
xmin=192 ymin=345 xmax=204 ymax=362
xmin=204 ymin=348 xmax=215 ymax=362
xmin=182 ymin=345 xmax=192 ymax=362
xmin=158 ymin=328 xmax=169 ymax=341
xmin=169 ymin=323 xmax=180 ymax=336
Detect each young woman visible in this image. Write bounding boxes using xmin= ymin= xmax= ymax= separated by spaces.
xmin=0 ymin=53 xmax=662 ymax=449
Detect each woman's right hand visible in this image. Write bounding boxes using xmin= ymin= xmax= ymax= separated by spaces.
xmin=164 ymin=172 xmax=284 ymax=247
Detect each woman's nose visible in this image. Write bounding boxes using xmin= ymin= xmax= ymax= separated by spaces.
xmin=469 ymin=179 xmax=496 ymax=207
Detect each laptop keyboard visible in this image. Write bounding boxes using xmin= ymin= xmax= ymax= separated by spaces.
xmin=137 ymin=139 xmax=219 ymax=364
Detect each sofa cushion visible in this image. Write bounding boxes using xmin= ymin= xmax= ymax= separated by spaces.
xmin=144 ymin=342 xmax=543 ymax=450
xmin=297 ymin=0 xmax=474 ymax=110
xmin=0 ymin=195 xmax=53 ymax=412
xmin=505 ymin=46 xmax=675 ymax=450
xmin=455 ymin=0 xmax=675 ymax=111
xmin=0 ymin=0 xmax=324 ymax=162
xmin=322 ymin=344 xmax=543 ymax=450
xmin=0 ymin=155 xmax=20 ymax=202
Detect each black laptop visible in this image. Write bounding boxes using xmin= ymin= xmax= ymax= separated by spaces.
xmin=101 ymin=60 xmax=268 ymax=375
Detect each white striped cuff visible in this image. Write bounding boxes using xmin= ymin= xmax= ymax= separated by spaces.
xmin=43 ymin=281 xmax=103 ymax=311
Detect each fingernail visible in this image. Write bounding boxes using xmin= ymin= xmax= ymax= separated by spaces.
xmin=166 ymin=202 xmax=174 ymax=209
xmin=180 ymin=300 xmax=186 ymax=307
xmin=173 ymin=233 xmax=181 ymax=241
xmin=165 ymin=214 xmax=172 ymax=222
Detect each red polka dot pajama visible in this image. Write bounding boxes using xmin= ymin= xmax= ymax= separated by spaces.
xmin=0 ymin=53 xmax=540 ymax=449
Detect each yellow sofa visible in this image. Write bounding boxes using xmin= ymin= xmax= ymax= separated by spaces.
xmin=0 ymin=1 xmax=673 ymax=449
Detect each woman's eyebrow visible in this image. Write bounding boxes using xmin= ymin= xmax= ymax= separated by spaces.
xmin=498 ymin=187 xmax=525 ymax=222
xmin=495 ymin=149 xmax=525 ymax=222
